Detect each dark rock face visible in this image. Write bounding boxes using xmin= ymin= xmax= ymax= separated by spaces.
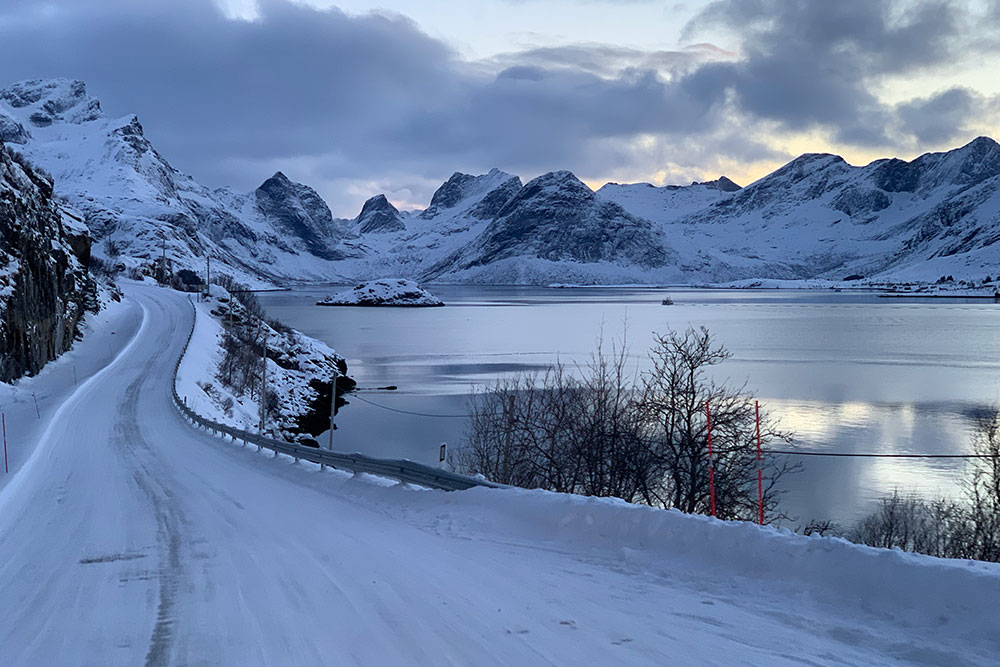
xmin=0 ymin=113 xmax=29 ymax=144
xmin=697 ymin=176 xmax=742 ymax=192
xmin=832 ymin=186 xmax=891 ymax=217
xmin=0 ymin=143 xmax=97 ymax=381
xmin=428 ymin=171 xmax=669 ymax=276
xmin=419 ymin=169 xmax=523 ymax=220
xmin=872 ymin=158 xmax=921 ymax=193
xmin=468 ymin=176 xmax=523 ymax=220
xmin=355 ymin=194 xmax=404 ymax=234
xmin=428 ymin=172 xmax=479 ymax=210
xmin=255 ymin=171 xmax=344 ymax=260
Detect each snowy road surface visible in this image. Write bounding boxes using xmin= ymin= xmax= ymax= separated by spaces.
xmin=1 ymin=284 xmax=998 ymax=665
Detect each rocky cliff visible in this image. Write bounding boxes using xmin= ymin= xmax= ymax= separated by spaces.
xmin=0 ymin=142 xmax=96 ymax=381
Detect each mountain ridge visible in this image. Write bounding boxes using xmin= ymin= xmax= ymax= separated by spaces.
xmin=3 ymin=77 xmax=1000 ymax=286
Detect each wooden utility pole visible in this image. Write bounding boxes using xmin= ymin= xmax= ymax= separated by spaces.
xmin=160 ymin=234 xmax=167 ymax=284
xmin=259 ymin=321 xmax=267 ymax=435
xmin=205 ymin=254 xmax=211 ymax=300
xmin=328 ymin=371 xmax=337 ymax=451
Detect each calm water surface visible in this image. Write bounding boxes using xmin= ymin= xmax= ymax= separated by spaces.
xmin=259 ymin=286 xmax=1000 ymax=526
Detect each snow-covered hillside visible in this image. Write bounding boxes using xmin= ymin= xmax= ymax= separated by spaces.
xmin=0 ymin=79 xmax=357 ymax=286
xmin=5 ymin=77 xmax=1000 ymax=286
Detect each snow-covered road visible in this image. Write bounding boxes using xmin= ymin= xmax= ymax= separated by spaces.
xmin=1 ymin=285 xmax=997 ymax=665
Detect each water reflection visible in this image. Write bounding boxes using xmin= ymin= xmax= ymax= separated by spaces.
xmin=259 ymin=286 xmax=999 ymax=525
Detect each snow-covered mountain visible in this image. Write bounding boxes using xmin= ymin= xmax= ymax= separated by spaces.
xmin=424 ymin=170 xmax=672 ymax=283
xmin=5 ymin=77 xmax=1000 ymax=286
xmin=328 ymin=138 xmax=1000 ymax=285
xmin=644 ymin=138 xmax=1000 ymax=283
xmin=0 ymin=79 xmax=356 ymax=285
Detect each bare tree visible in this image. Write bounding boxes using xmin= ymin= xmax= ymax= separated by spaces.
xmin=967 ymin=409 xmax=1000 ymax=561
xmin=460 ymin=326 xmax=797 ymax=521
xmin=636 ymin=327 xmax=797 ymax=522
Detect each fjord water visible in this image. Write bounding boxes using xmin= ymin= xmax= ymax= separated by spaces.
xmin=259 ymin=287 xmax=1000 ymax=525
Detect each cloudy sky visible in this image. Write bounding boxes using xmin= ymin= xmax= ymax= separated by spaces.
xmin=1 ymin=0 xmax=999 ymax=216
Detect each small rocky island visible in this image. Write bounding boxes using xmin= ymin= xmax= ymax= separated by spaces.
xmin=317 ymin=279 xmax=445 ymax=307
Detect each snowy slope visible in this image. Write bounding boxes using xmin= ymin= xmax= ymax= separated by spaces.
xmin=337 ymin=168 xmax=525 ymax=279
xmin=0 ymin=283 xmax=997 ymax=665
xmin=0 ymin=79 xmax=355 ymax=285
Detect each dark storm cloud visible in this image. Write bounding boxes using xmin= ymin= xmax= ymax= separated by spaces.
xmin=0 ymin=0 xmax=734 ymax=212
xmin=489 ymin=42 xmax=733 ymax=78
xmin=897 ymin=87 xmax=983 ymax=144
xmin=0 ymin=0 xmax=994 ymax=214
xmin=684 ymin=0 xmax=986 ymax=146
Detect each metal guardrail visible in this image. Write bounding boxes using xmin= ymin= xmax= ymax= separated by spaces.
xmin=170 ymin=298 xmax=498 ymax=492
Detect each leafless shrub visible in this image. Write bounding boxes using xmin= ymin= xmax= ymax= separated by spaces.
xmin=845 ymin=409 xmax=1000 ymax=563
xmin=460 ymin=326 xmax=798 ymax=521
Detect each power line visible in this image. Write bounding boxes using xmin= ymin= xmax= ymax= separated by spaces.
xmin=349 ymin=394 xmax=1000 ymax=459
xmin=349 ymin=393 xmax=470 ymax=418
xmin=767 ymin=450 xmax=996 ymax=459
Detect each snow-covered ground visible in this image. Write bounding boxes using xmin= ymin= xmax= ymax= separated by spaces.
xmin=174 ymin=287 xmax=343 ymax=441
xmin=0 ymin=283 xmax=998 ymax=665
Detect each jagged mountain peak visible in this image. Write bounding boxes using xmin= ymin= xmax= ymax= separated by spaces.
xmin=263 ymin=170 xmax=292 ymax=184
xmin=360 ymin=193 xmax=395 ymax=214
xmin=696 ymin=176 xmax=742 ymax=192
xmin=0 ymin=78 xmax=104 ymax=126
xmin=356 ymin=194 xmax=404 ymax=234
xmin=257 ymin=170 xmax=300 ymax=194
xmin=253 ymin=171 xmax=342 ymax=261
xmin=504 ymin=170 xmax=593 ymax=211
xmin=421 ymin=168 xmax=519 ymax=220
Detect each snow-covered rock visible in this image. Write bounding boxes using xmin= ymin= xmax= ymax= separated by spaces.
xmin=0 ymin=141 xmax=97 ymax=381
xmin=317 ymin=279 xmax=444 ymax=307
xmin=355 ymin=194 xmax=404 ymax=234
xmin=424 ymin=171 xmax=670 ymax=282
xmin=177 ymin=287 xmax=355 ymax=443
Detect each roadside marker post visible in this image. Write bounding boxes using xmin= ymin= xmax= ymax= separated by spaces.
xmin=32 ymin=393 xmax=39 ymax=419
xmin=706 ymin=400 xmax=716 ymax=518
xmin=2 ymin=412 xmax=8 ymax=474
xmin=756 ymin=401 xmax=763 ymax=525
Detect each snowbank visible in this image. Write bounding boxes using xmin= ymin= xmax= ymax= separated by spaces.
xmin=318 ymin=279 xmax=444 ymax=307
xmin=329 ymin=476 xmax=1000 ymax=652
xmin=174 ymin=289 xmax=348 ymax=442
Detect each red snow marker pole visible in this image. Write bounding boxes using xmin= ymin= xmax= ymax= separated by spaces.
xmin=756 ymin=401 xmax=763 ymax=525
xmin=3 ymin=412 xmax=8 ymax=474
xmin=706 ymin=400 xmax=716 ymax=518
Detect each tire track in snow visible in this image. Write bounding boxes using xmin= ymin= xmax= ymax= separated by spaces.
xmin=109 ymin=296 xmax=190 ymax=667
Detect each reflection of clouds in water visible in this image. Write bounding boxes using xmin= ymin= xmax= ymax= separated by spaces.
xmin=767 ymin=399 xmax=877 ymax=445
xmin=776 ymin=399 xmax=978 ymax=524
xmin=260 ymin=287 xmax=1000 ymax=525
